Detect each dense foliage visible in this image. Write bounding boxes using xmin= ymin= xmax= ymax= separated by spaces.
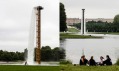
xmin=113 ymin=14 xmax=119 ymax=31
xmin=0 ymin=46 xmax=65 ymax=62
xmin=116 ymin=59 xmax=119 ymax=65
xmin=0 ymin=50 xmax=24 ymax=61
xmin=41 ymin=46 xmax=65 ymax=61
xmin=60 ymin=3 xmax=67 ymax=32
xmin=86 ymin=21 xmax=116 ymax=32
xmin=73 ymin=14 xmax=119 ymax=32
xmin=73 ymin=21 xmax=119 ymax=32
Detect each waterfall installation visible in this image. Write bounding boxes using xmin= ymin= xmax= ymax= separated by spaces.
xmin=27 ymin=6 xmax=43 ymax=65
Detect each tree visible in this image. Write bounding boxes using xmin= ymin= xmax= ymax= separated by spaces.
xmin=2 ymin=51 xmax=12 ymax=62
xmin=41 ymin=46 xmax=66 ymax=61
xmin=60 ymin=3 xmax=67 ymax=32
xmin=59 ymin=48 xmax=65 ymax=60
xmin=0 ymin=50 xmax=25 ymax=61
xmin=114 ymin=14 xmax=119 ymax=24
xmin=114 ymin=14 xmax=119 ymax=32
xmin=41 ymin=46 xmax=52 ymax=61
xmin=52 ymin=47 xmax=60 ymax=61
xmin=12 ymin=53 xmax=19 ymax=60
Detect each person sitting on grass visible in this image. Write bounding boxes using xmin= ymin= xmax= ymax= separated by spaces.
xmin=89 ymin=56 xmax=96 ymax=66
xmin=99 ymin=56 xmax=104 ymax=66
xmin=79 ymin=55 xmax=88 ymax=65
xmin=103 ymin=55 xmax=112 ymax=65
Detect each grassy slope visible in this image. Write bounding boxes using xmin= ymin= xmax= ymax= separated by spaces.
xmin=60 ymin=65 xmax=119 ymax=71
xmin=68 ymin=28 xmax=79 ymax=33
xmin=0 ymin=65 xmax=59 ymax=71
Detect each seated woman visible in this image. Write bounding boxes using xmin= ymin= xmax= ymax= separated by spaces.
xmin=104 ymin=55 xmax=112 ymax=65
xmin=99 ymin=56 xmax=104 ymax=66
xmin=89 ymin=56 xmax=96 ymax=66
xmin=79 ymin=55 xmax=88 ymax=65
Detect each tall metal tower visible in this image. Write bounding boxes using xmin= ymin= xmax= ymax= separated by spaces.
xmin=35 ymin=6 xmax=43 ymax=64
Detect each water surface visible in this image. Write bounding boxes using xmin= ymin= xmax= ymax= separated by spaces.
xmin=61 ymin=34 xmax=119 ymax=64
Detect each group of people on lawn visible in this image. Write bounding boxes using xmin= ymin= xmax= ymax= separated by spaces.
xmin=80 ymin=55 xmax=112 ymax=66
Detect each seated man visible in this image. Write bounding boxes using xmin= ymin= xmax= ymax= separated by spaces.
xmin=89 ymin=56 xmax=96 ymax=66
xmin=103 ymin=55 xmax=112 ymax=65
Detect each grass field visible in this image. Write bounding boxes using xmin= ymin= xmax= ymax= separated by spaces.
xmin=0 ymin=65 xmax=59 ymax=71
xmin=60 ymin=65 xmax=119 ymax=71
xmin=68 ymin=28 xmax=79 ymax=33
xmin=60 ymin=33 xmax=102 ymax=40
xmin=0 ymin=65 xmax=119 ymax=71
xmin=87 ymin=32 xmax=119 ymax=35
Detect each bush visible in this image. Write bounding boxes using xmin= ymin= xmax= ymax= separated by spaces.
xmin=115 ymin=59 xmax=119 ymax=65
xmin=60 ymin=59 xmax=72 ymax=64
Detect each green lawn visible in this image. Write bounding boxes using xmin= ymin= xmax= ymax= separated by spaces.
xmin=1 ymin=65 xmax=119 ymax=71
xmin=68 ymin=28 xmax=79 ymax=33
xmin=60 ymin=33 xmax=102 ymax=40
xmin=0 ymin=65 xmax=59 ymax=71
xmin=87 ymin=32 xmax=119 ymax=35
xmin=60 ymin=65 xmax=119 ymax=71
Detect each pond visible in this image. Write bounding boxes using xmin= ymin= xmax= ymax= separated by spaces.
xmin=60 ymin=34 xmax=119 ymax=64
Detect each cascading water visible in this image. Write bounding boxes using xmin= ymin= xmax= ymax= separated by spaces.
xmin=27 ymin=8 xmax=36 ymax=65
xmin=26 ymin=7 xmax=58 ymax=66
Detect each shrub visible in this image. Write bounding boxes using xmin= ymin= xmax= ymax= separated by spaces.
xmin=115 ymin=59 xmax=119 ymax=65
xmin=60 ymin=59 xmax=72 ymax=64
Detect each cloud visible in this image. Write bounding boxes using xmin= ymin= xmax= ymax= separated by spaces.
xmin=0 ymin=0 xmax=59 ymax=52
xmin=60 ymin=0 xmax=119 ymax=18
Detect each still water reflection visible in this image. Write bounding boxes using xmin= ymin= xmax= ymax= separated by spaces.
xmin=60 ymin=34 xmax=119 ymax=64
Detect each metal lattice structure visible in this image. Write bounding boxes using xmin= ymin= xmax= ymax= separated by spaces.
xmin=35 ymin=6 xmax=43 ymax=64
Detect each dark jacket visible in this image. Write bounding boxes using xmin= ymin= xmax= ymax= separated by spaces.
xmin=89 ymin=59 xmax=96 ymax=66
xmin=104 ymin=58 xmax=112 ymax=65
xmin=80 ymin=59 xmax=88 ymax=65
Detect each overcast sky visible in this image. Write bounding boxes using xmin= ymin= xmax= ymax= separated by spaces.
xmin=60 ymin=0 xmax=119 ymax=18
xmin=0 ymin=0 xmax=59 ymax=52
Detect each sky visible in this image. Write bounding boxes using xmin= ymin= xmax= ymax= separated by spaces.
xmin=0 ymin=0 xmax=59 ymax=52
xmin=60 ymin=0 xmax=119 ymax=18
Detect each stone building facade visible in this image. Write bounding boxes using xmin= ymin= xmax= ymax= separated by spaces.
xmin=66 ymin=18 xmax=113 ymax=26
xmin=66 ymin=18 xmax=81 ymax=26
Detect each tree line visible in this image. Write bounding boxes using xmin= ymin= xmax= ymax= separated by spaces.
xmin=73 ymin=14 xmax=119 ymax=32
xmin=73 ymin=21 xmax=119 ymax=32
xmin=41 ymin=46 xmax=65 ymax=61
xmin=0 ymin=46 xmax=65 ymax=62
xmin=0 ymin=50 xmax=24 ymax=62
xmin=86 ymin=21 xmax=117 ymax=32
